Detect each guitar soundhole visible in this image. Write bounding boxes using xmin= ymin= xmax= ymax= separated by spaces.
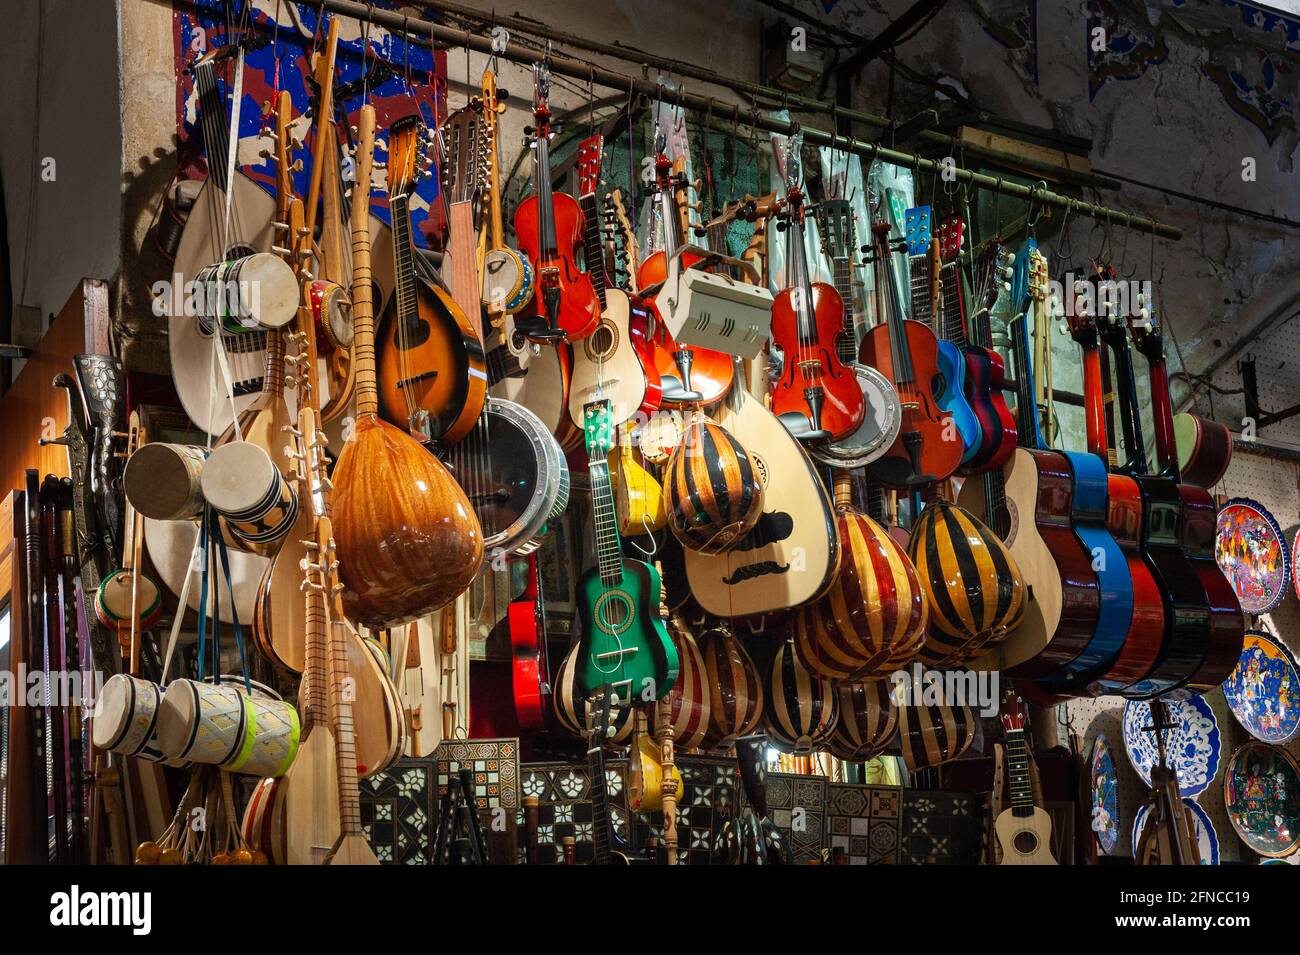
xmin=595 ymin=590 xmax=635 ymax=636
xmin=930 ymin=372 xmax=946 ymax=400
xmin=586 ymin=322 xmax=617 ymax=361
xmin=1013 ymin=830 xmax=1038 ymax=854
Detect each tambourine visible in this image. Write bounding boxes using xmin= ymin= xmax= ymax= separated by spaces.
xmin=1215 ymin=497 xmax=1289 ymax=615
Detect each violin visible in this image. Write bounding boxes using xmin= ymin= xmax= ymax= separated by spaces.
xmin=768 ymin=132 xmax=864 ymax=442
xmin=513 ymin=63 xmax=600 ymax=343
xmin=858 ymin=221 xmax=962 ymax=487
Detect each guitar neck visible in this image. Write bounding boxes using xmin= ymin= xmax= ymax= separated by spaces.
xmin=586 ymin=721 xmax=619 ymax=863
xmin=590 ymin=460 xmax=624 ymax=586
xmin=1108 ymin=335 xmax=1148 ymax=474
xmin=833 ymin=254 xmax=857 ymax=363
xmin=390 ymin=194 xmax=420 ymax=331
xmin=350 ymin=106 xmax=379 ymax=416
xmin=1010 ymin=311 xmax=1044 ymax=449
xmin=942 ymin=262 xmax=970 ymax=349
xmin=1145 ymin=343 xmax=1181 ymax=480
xmin=579 ymin=191 xmax=607 ymax=307
xmin=908 ymin=255 xmax=932 ymax=329
xmin=328 ymin=616 xmax=365 ymax=838
xmin=194 ymin=61 xmax=230 ymax=193
xmin=1080 ymin=338 xmax=1108 ymax=460
xmin=1005 ymin=728 xmax=1035 ymax=816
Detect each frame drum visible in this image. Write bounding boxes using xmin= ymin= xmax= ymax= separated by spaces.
xmin=193 ymin=252 xmax=298 ymax=334
xmin=809 ymin=366 xmax=901 ymax=469
xmin=481 ymin=247 xmax=534 ymax=314
xmin=201 ymin=441 xmax=298 ymax=548
xmin=308 ymin=278 xmax=354 ymax=352
xmin=125 ymin=443 xmax=207 ymax=521
xmin=92 ymin=673 xmax=169 ymax=762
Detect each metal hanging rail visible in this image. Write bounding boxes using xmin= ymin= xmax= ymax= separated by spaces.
xmin=314 ymin=0 xmax=1183 ymax=240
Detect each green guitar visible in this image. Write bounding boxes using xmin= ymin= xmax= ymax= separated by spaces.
xmin=576 ymin=400 xmax=679 ymax=704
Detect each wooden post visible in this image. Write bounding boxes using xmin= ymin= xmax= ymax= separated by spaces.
xmin=654 ymin=698 xmax=678 ymax=865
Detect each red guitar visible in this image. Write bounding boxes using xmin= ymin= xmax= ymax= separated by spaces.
xmin=510 ymin=552 xmax=551 ymax=731
xmin=1132 ymin=302 xmax=1244 ymax=693
xmin=513 ymin=63 xmax=600 ymax=343
xmin=859 ymin=220 xmax=962 ymax=487
xmin=769 ymin=131 xmax=864 ymax=442
xmin=635 ymin=142 xmax=733 ymax=406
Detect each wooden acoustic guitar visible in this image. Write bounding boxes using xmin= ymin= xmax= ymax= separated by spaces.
xmin=994 ymin=688 xmax=1057 ymax=865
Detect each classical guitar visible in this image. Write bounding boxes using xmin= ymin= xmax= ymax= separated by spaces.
xmin=575 ymin=399 xmax=679 ymax=703
xmin=1131 ymin=303 xmax=1244 ymax=693
xmin=587 ymin=687 xmax=650 ymax=865
xmin=1101 ymin=304 xmax=1212 ymax=695
xmin=859 ymin=220 xmax=962 ymax=487
xmin=510 ymin=552 xmax=552 ymax=732
xmin=769 ymin=132 xmax=864 ymax=443
xmin=566 ymin=133 xmax=660 ymax=429
xmin=897 ymin=201 xmax=979 ymax=463
xmin=513 ymin=63 xmax=600 ymax=343
xmin=942 ymin=215 xmax=1016 ymax=472
xmin=1065 ymin=280 xmax=1168 ymax=695
xmin=376 ymin=114 xmax=487 ymax=443
xmin=994 ymin=689 xmax=1057 ymax=865
xmin=808 ymin=199 xmax=900 ymax=468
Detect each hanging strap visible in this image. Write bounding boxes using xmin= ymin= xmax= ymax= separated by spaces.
xmin=212 ymin=518 xmax=253 ymax=696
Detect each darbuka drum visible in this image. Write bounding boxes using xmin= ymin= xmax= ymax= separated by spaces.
xmin=94 ymin=568 xmax=163 ymax=632
xmin=124 ymin=443 xmax=207 ymax=521
xmin=193 ymin=252 xmax=298 ymax=334
xmin=308 ymin=278 xmax=354 ymax=352
xmin=92 ymin=673 xmax=168 ymax=763
xmin=201 ymin=441 xmax=298 ymax=549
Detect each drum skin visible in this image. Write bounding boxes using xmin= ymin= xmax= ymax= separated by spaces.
xmin=795 ymin=508 xmax=928 ymax=682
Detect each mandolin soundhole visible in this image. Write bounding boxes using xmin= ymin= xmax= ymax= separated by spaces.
xmin=1013 ymin=830 xmax=1038 ymax=854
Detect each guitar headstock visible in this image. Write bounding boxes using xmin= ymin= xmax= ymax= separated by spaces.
xmin=903 ymin=206 xmax=932 ymax=257
xmin=999 ymin=687 xmax=1028 ymax=734
xmin=603 ymin=189 xmax=637 ymax=288
xmin=974 ymin=241 xmax=1014 ymax=313
xmin=817 ymin=199 xmax=856 ymax=262
xmin=1128 ymin=282 xmax=1161 ymax=362
xmin=780 ymin=129 xmax=805 ymax=194
xmin=583 ymin=399 xmax=616 ymax=460
xmin=440 ymin=102 xmax=489 ymax=205
xmin=1065 ymin=265 xmax=1100 ymax=347
xmin=576 ymin=134 xmax=604 ymax=198
xmin=385 ymin=116 xmax=433 ymax=201
xmin=937 ymin=216 xmax=965 ymax=263
xmin=586 ymin=685 xmax=618 ymax=741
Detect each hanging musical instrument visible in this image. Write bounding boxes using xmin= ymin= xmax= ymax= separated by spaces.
xmin=661 ymin=616 xmax=710 ymax=749
xmin=574 ymin=399 xmax=679 ymax=703
xmin=899 ymin=203 xmax=981 ymax=463
xmin=715 ymin=734 xmax=792 ymax=864
xmin=586 ymin=688 xmax=649 ymax=865
xmin=610 ymin=428 xmax=667 ymax=537
xmin=551 ymin=642 xmax=634 ymax=742
xmin=768 ymin=133 xmax=864 ymax=442
xmin=513 ymin=63 xmax=600 ymax=343
xmin=627 ymin=706 xmax=683 ymax=814
xmin=567 ymin=133 xmax=660 ymax=428
xmin=509 ymin=553 xmax=552 ymax=732
xmin=396 ymin=620 xmax=440 ymax=758
xmin=807 ymin=199 xmax=900 ymax=467
xmin=1133 ymin=702 xmax=1201 ymax=865
xmin=826 ymin=681 xmax=899 ymax=763
xmin=686 ymin=354 xmax=839 ymax=616
xmin=1131 ymin=299 xmax=1244 ymax=693
xmin=478 ymin=68 xmax=534 ymax=315
xmin=698 ymin=622 xmax=764 ymax=749
xmin=665 ymin=411 xmax=764 ymax=555
xmin=763 ymin=636 xmax=838 ymax=755
xmin=994 ymin=689 xmax=1057 ymax=865
xmin=334 ymin=105 xmax=484 ymax=629
xmin=859 ymin=220 xmax=962 ymax=487
xmin=376 ymin=114 xmax=486 ymax=443
xmin=1174 ymin=412 xmax=1232 ymax=489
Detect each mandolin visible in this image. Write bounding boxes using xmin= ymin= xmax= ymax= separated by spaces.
xmin=769 ymin=132 xmax=864 ymax=443
xmin=994 ymin=689 xmax=1057 ymax=865
xmin=509 ymin=552 xmax=552 ymax=732
xmin=859 ymin=220 xmax=962 ymax=488
xmin=1131 ymin=302 xmax=1244 ymax=693
xmin=513 ymin=63 xmax=600 ymax=343
xmin=333 ymin=104 xmax=484 ymax=630
xmin=375 ymin=115 xmax=486 ymax=443
xmin=566 ymin=133 xmax=660 ymax=428
xmin=575 ymin=399 xmax=679 ymax=703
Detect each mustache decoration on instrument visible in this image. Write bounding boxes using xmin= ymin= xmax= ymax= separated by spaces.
xmin=722 ymin=511 xmax=794 ymax=584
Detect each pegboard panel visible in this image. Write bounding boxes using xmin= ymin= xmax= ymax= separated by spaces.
xmin=1197 ymin=312 xmax=1300 ymax=449
xmin=1062 ymin=445 xmax=1300 ymax=864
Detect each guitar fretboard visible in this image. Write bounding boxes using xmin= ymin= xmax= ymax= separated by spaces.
xmin=1006 ymin=728 xmax=1034 ymax=817
xmin=390 ymin=194 xmax=419 ymax=337
xmin=579 ymin=191 xmax=607 ymax=308
xmin=833 ymin=254 xmax=857 ymax=364
xmin=589 ymin=460 xmax=623 ymax=587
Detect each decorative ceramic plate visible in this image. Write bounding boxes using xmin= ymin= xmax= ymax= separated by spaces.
xmin=1090 ymin=734 xmax=1121 ymax=855
xmin=1223 ymin=742 xmax=1300 ymax=858
xmin=1122 ymin=697 xmax=1220 ymax=799
xmin=1132 ymin=798 xmax=1219 ymax=865
xmin=1215 ymin=498 xmax=1289 ymax=615
xmin=1222 ymin=629 xmax=1300 ymax=744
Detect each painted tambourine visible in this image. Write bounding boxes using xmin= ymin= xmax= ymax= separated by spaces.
xmin=1089 ymin=734 xmax=1121 ymax=856
xmin=1122 ymin=697 xmax=1220 ymax=799
xmin=1223 ymin=742 xmax=1300 ymax=858
xmin=1222 ymin=629 xmax=1300 ymax=744
xmin=1132 ymin=798 xmax=1219 ymax=865
xmin=1215 ymin=497 xmax=1289 ymax=615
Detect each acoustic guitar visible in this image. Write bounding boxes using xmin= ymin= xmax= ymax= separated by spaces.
xmin=994 ymin=689 xmax=1057 ymax=865
xmin=509 ymin=552 xmax=552 ymax=732
xmin=575 ymin=399 xmax=679 ymax=703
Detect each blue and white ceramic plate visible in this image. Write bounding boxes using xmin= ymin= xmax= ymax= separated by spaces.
xmin=1222 ymin=630 xmax=1300 ymax=744
xmin=1090 ymin=734 xmax=1121 ymax=855
xmin=1132 ymin=798 xmax=1219 ymax=865
xmin=1123 ymin=697 xmax=1221 ymax=798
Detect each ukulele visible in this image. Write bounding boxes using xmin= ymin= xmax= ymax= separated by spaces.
xmin=586 ymin=687 xmax=650 ymax=865
xmin=994 ymin=688 xmax=1057 ymax=865
xmin=509 ymin=552 xmax=552 ymax=732
xmin=898 ymin=202 xmax=980 ymax=463
xmin=1101 ymin=302 xmax=1213 ymax=695
xmin=1131 ymin=302 xmax=1244 ymax=692
xmin=566 ymin=133 xmax=660 ymax=428
xmin=575 ymin=399 xmax=679 ymax=703
xmin=943 ymin=215 xmax=1017 ymax=472
xmin=376 ymin=114 xmax=487 ymax=443
xmin=769 ymin=132 xmax=864 ymax=442
xmin=513 ymin=63 xmax=600 ymax=343
xmin=859 ymin=220 xmax=963 ymax=488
